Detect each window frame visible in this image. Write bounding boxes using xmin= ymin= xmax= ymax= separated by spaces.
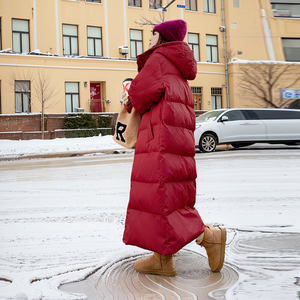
xmin=188 ymin=33 xmax=200 ymax=61
xmin=211 ymin=87 xmax=222 ymax=110
xmin=12 ymin=19 xmax=30 ymax=53
xmin=204 ymin=0 xmax=215 ymax=13
xmin=65 ymin=82 xmax=80 ymax=113
xmin=87 ymin=26 xmax=103 ymax=56
xmin=149 ymin=0 xmax=162 ymax=9
xmin=206 ymin=34 xmax=218 ymax=63
xmin=185 ymin=0 xmax=197 ymax=11
xmin=62 ymin=24 xmax=79 ymax=56
xmin=128 ymin=0 xmax=142 ymax=7
xmin=86 ymin=0 xmax=101 ymax=2
xmin=271 ymin=3 xmax=300 ymax=18
xmin=15 ymin=80 xmax=31 ymax=113
xmin=282 ymin=38 xmax=300 ymax=62
xmin=130 ymin=29 xmax=143 ymax=58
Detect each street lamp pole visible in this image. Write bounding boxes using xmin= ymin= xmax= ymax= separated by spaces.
xmin=162 ymin=0 xmax=176 ymax=11
xmin=221 ymin=0 xmax=230 ymax=108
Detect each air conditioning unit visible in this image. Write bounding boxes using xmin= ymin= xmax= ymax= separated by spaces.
xmin=75 ymin=107 xmax=84 ymax=112
xmin=119 ymin=46 xmax=129 ymax=55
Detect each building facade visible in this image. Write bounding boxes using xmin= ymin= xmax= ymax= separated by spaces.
xmin=0 ymin=0 xmax=299 ymax=115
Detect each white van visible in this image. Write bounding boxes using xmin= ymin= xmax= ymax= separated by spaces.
xmin=194 ymin=108 xmax=300 ymax=152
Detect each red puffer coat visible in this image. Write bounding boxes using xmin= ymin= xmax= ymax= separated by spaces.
xmin=123 ymin=41 xmax=205 ymax=255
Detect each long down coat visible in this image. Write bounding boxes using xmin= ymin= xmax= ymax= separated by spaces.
xmin=123 ymin=41 xmax=205 ymax=255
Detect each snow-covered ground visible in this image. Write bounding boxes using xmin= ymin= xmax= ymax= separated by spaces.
xmin=0 ymin=136 xmax=120 ymax=160
xmin=0 ymin=136 xmax=300 ymax=299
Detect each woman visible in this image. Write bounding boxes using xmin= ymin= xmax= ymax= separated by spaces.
xmin=122 ymin=19 xmax=226 ymax=276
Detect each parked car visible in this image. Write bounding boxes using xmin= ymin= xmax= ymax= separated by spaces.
xmin=194 ymin=108 xmax=300 ymax=153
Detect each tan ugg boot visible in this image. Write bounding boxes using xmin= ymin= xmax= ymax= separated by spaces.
xmin=134 ymin=252 xmax=177 ymax=276
xmin=196 ymin=225 xmax=226 ymax=272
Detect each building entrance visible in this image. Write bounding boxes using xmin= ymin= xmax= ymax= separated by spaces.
xmin=90 ymin=82 xmax=102 ymax=112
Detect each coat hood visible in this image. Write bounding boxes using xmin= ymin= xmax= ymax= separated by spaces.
xmin=137 ymin=41 xmax=197 ymax=81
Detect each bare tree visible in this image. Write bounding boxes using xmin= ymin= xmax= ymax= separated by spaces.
xmin=33 ymin=70 xmax=60 ymax=139
xmin=220 ymin=48 xmax=236 ymax=64
xmin=9 ymin=69 xmax=59 ymax=139
xmin=238 ymin=62 xmax=300 ymax=108
xmin=134 ymin=13 xmax=167 ymax=27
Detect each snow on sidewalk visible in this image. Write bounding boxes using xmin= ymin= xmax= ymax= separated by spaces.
xmin=0 ymin=136 xmax=121 ymax=159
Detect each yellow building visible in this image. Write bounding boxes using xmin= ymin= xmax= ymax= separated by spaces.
xmin=0 ymin=0 xmax=300 ymax=115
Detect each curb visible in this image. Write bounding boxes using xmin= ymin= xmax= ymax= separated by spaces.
xmin=0 ymin=148 xmax=132 ymax=161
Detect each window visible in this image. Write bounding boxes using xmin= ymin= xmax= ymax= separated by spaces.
xmin=65 ymin=82 xmax=79 ymax=112
xmin=86 ymin=0 xmax=101 ymax=2
xmin=188 ymin=33 xmax=200 ymax=61
xmin=253 ymin=109 xmax=300 ymax=120
xmin=191 ymin=87 xmax=202 ymax=94
xmin=272 ymin=3 xmax=300 ymax=18
xmin=206 ymin=35 xmax=218 ymax=62
xmin=282 ymin=38 xmax=300 ymax=62
xmin=149 ymin=0 xmax=162 ymax=9
xmin=223 ymin=110 xmax=245 ymax=121
xmin=15 ymin=81 xmax=31 ymax=113
xmin=211 ymin=88 xmax=222 ymax=109
xmin=128 ymin=0 xmax=142 ymax=7
xmin=204 ymin=0 xmax=215 ymax=13
xmin=241 ymin=110 xmax=259 ymax=120
xmin=130 ymin=29 xmax=143 ymax=58
xmin=12 ymin=19 xmax=30 ymax=53
xmin=185 ymin=0 xmax=197 ymax=11
xmin=87 ymin=26 xmax=102 ymax=56
xmin=288 ymin=99 xmax=300 ymax=109
xmin=63 ymin=24 xmax=78 ymax=56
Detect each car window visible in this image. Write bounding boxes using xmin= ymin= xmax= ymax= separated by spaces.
xmin=253 ymin=109 xmax=300 ymax=120
xmin=241 ymin=110 xmax=260 ymax=120
xmin=222 ymin=110 xmax=246 ymax=121
xmin=196 ymin=110 xmax=226 ymax=122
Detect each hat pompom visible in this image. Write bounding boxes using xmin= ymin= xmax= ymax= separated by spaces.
xmin=153 ymin=19 xmax=187 ymax=42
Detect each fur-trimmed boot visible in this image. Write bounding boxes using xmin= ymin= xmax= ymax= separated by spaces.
xmin=196 ymin=225 xmax=226 ymax=272
xmin=134 ymin=252 xmax=177 ymax=276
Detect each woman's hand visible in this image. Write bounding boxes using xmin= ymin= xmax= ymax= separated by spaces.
xmin=121 ymin=90 xmax=130 ymax=105
xmin=122 ymin=90 xmax=133 ymax=112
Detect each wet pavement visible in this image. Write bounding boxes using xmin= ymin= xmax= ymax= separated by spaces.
xmin=59 ymin=231 xmax=300 ymax=300
xmin=60 ymin=250 xmax=239 ymax=299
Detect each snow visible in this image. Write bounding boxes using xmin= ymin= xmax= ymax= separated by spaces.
xmin=0 ymin=136 xmax=300 ymax=299
xmin=230 ymin=58 xmax=300 ymax=65
xmin=14 ymin=293 xmax=28 ymax=300
xmin=0 ymin=135 xmax=121 ymax=160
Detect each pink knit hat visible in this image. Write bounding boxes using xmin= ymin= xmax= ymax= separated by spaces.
xmin=153 ymin=19 xmax=187 ymax=42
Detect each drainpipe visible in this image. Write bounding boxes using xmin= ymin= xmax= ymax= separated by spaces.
xmin=123 ymin=0 xmax=127 ymax=48
xmin=221 ymin=0 xmax=230 ymax=108
xmin=33 ymin=0 xmax=37 ymax=50
xmin=260 ymin=8 xmax=276 ymax=60
xmin=104 ymin=0 xmax=109 ymax=57
xmin=55 ymin=0 xmax=60 ymax=56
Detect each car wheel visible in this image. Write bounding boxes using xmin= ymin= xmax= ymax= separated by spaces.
xmin=231 ymin=142 xmax=254 ymax=148
xmin=199 ymin=133 xmax=217 ymax=153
